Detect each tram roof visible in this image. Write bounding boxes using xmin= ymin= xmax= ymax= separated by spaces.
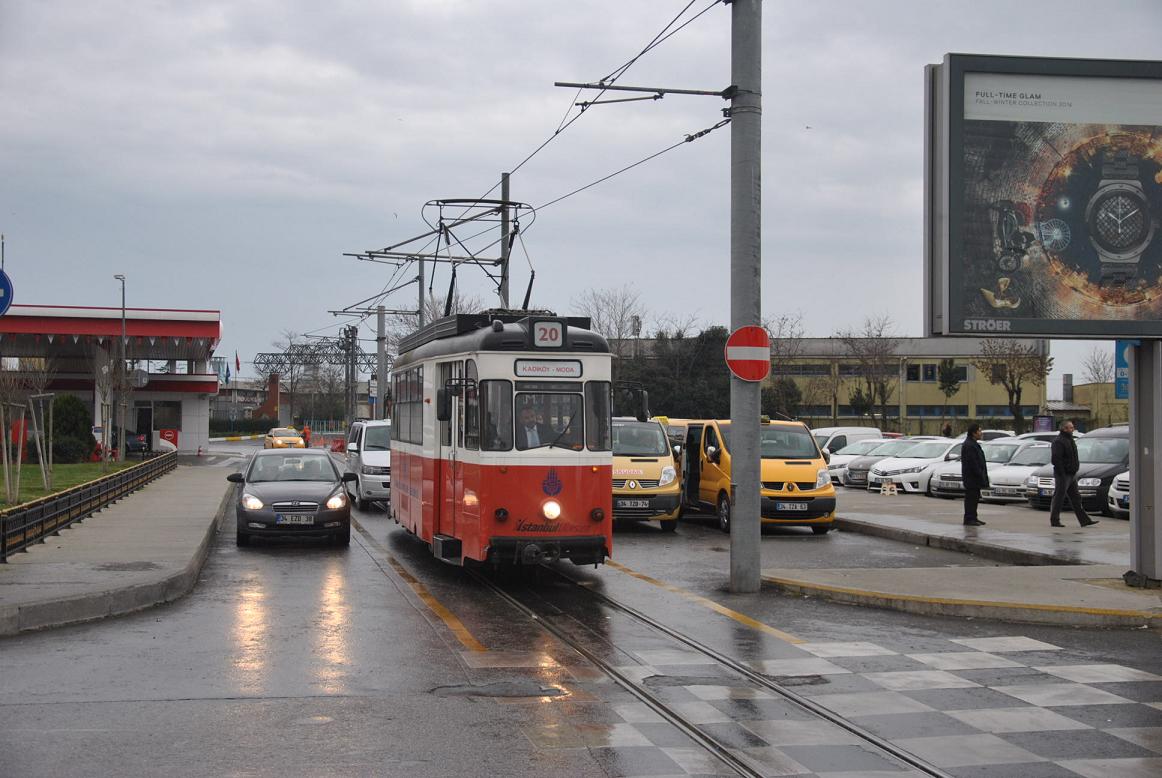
xmin=395 ymin=312 xmax=609 ymax=368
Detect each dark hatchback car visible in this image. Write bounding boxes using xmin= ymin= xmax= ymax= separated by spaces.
xmin=1026 ymin=426 xmax=1129 ymax=515
xmin=228 ymin=450 xmax=357 ymax=546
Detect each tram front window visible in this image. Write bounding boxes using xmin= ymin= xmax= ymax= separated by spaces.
xmin=516 ymin=394 xmax=583 ymax=451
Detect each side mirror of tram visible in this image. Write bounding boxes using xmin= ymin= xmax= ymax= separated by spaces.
xmin=436 ymin=388 xmax=452 ymax=422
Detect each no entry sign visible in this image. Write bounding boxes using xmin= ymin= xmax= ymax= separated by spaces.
xmin=724 ymin=326 xmax=771 ymax=382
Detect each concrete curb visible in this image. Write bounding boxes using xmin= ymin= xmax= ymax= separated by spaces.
xmin=834 ymin=516 xmax=1082 ymax=567
xmin=2 ymin=481 xmax=234 ymax=636
xmin=208 ymin=434 xmax=264 ymax=442
xmin=764 ymin=574 xmax=1162 ymax=629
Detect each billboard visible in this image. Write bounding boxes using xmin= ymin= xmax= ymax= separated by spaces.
xmin=926 ymin=54 xmax=1162 ymax=337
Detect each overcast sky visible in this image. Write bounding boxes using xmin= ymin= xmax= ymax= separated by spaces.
xmin=3 ymin=0 xmax=1159 ymax=397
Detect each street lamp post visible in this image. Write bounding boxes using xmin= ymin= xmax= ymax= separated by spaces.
xmin=114 ymin=274 xmax=126 ymax=463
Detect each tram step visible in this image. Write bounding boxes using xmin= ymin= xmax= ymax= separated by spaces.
xmin=432 ymin=534 xmax=463 ymax=565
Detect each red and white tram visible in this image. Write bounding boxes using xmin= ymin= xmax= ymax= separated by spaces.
xmin=390 ymin=313 xmax=613 ymax=567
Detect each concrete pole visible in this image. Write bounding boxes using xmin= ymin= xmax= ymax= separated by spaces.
xmin=1127 ymin=340 xmax=1162 ymax=585
xmin=729 ymin=0 xmax=762 ymax=593
xmin=376 ymin=305 xmax=387 ymax=420
xmin=500 ymin=173 xmax=511 ymax=309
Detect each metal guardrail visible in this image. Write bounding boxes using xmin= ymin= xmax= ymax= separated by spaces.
xmin=0 ymin=451 xmax=178 ymax=562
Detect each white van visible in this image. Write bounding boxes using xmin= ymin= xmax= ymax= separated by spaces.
xmin=811 ymin=426 xmax=883 ymax=455
xmin=344 ymin=419 xmax=392 ymax=511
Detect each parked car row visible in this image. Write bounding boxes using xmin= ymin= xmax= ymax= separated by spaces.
xmin=827 ymin=425 xmax=1131 ymax=517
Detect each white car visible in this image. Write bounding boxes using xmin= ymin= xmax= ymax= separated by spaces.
xmin=344 ymin=419 xmax=392 ymax=511
xmin=981 ymin=442 xmax=1052 ymax=502
xmin=867 ymin=438 xmax=963 ymax=494
xmin=825 ymin=438 xmax=893 ymax=484
xmin=927 ymin=439 xmax=1026 ymax=498
xmin=1107 ymin=470 xmax=1129 ymax=518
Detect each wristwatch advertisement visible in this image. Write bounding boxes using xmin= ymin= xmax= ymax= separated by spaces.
xmin=1085 ymin=147 xmax=1154 ymax=288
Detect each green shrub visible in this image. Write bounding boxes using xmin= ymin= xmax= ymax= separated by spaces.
xmin=53 ymin=395 xmax=93 ymax=441
xmin=52 ymin=436 xmax=95 ymax=464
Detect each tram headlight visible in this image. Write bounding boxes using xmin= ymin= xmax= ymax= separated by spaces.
xmin=658 ymin=466 xmax=677 ymax=487
xmin=241 ymin=493 xmax=264 ymax=511
xmin=542 ymin=500 xmax=561 ymax=520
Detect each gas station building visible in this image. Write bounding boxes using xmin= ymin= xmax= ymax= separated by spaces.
xmin=0 ymin=305 xmax=221 ymax=452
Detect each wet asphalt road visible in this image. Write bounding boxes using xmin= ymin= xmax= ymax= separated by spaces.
xmin=2 ymin=442 xmax=1161 ymax=776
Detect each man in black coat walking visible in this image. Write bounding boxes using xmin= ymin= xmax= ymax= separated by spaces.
xmin=1050 ymin=420 xmax=1098 ymax=528
xmin=961 ymin=423 xmax=989 ymax=526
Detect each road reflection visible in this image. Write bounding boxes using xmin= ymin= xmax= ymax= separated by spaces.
xmin=232 ymin=576 xmax=268 ymax=694
xmin=313 ymin=558 xmax=351 ymax=693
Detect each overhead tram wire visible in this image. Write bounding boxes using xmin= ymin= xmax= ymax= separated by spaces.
xmin=460 ymin=0 xmax=725 ymax=209
xmin=533 ymin=117 xmax=730 ymax=212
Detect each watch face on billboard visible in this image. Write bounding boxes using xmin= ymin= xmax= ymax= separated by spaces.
xmin=933 ymin=56 xmax=1162 ymax=337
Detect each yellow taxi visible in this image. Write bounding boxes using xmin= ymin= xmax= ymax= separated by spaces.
xmin=684 ymin=418 xmax=836 ymax=535
xmin=612 ymin=418 xmax=682 ymax=532
xmin=264 ymin=427 xmax=306 ymax=449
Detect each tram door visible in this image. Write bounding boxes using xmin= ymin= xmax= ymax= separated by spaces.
xmin=435 ymin=361 xmax=462 ymax=539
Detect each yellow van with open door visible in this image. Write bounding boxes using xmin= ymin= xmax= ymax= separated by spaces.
xmin=683 ymin=418 xmax=836 ymax=534
xmin=612 ymin=418 xmax=682 ymax=532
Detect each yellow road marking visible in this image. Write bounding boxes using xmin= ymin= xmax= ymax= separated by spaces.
xmin=763 ymin=575 xmax=1162 ymax=620
xmin=605 ymin=560 xmax=803 ymax=644
xmin=352 ymin=518 xmax=487 ymax=652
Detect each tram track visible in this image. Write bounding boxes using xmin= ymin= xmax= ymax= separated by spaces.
xmin=469 ymin=563 xmax=953 ymax=778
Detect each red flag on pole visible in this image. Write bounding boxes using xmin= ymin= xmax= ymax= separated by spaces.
xmin=235 ymin=351 xmax=241 ymax=373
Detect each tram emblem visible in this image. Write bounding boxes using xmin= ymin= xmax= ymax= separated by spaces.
xmin=542 ymin=468 xmax=563 ymax=496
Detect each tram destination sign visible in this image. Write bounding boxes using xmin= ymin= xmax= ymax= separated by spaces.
xmin=514 ymin=359 xmax=583 ymax=379
xmin=925 ymin=54 xmax=1162 ymax=338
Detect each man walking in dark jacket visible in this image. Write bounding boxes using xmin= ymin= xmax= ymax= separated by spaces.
xmin=961 ymin=423 xmax=988 ymax=526
xmin=1050 ymin=420 xmax=1098 ymax=528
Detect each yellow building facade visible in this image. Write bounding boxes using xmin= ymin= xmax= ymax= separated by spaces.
xmin=770 ymin=337 xmax=1051 ymax=435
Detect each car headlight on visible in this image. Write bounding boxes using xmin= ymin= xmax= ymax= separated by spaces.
xmin=815 ymin=469 xmax=830 ymax=489
xmin=241 ymin=493 xmax=263 ymax=510
xmin=326 ymin=493 xmax=347 ymax=510
xmin=542 ymin=500 xmax=561 ymax=520
xmin=1078 ymin=478 xmax=1102 ymax=487
xmin=658 ymin=466 xmax=677 ymax=487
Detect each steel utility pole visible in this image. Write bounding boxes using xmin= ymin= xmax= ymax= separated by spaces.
xmin=729 ymin=0 xmax=762 ymax=593
xmin=376 ymin=305 xmax=387 ymax=420
xmin=500 ymin=173 xmax=511 ymax=308
xmin=417 ymin=257 xmax=426 ymax=327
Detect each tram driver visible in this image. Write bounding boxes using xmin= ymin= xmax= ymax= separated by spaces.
xmin=516 ymin=401 xmax=556 ymax=450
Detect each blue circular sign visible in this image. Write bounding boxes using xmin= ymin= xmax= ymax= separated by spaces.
xmin=0 ymin=270 xmax=13 ymax=317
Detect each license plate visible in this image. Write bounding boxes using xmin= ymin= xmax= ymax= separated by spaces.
xmin=995 ymin=487 xmax=1016 ymax=495
xmin=776 ymin=502 xmax=809 ymax=511
xmin=275 ymin=514 xmax=315 ymax=525
xmin=849 ymin=475 xmax=865 ymax=482
xmin=1039 ymin=488 xmax=1054 ymax=497
xmin=1120 ymin=496 xmax=1130 ymax=508
xmin=617 ymin=499 xmax=649 ymax=508
xmin=869 ymin=476 xmax=884 ymax=484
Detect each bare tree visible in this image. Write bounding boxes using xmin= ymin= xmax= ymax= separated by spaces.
xmin=764 ymin=311 xmax=806 ymax=366
xmin=971 ymin=339 xmax=1053 ymax=434
xmin=836 ymin=315 xmax=901 ymax=429
xmin=571 ymin=286 xmax=648 ymax=359
xmin=386 ymin=291 xmax=485 ymax=353
xmin=271 ymin=330 xmax=307 ymax=421
xmin=1081 ymin=345 xmax=1115 ymax=385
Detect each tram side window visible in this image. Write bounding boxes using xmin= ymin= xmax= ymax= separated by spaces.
xmin=463 ymin=360 xmax=479 ymax=450
xmin=481 ymin=380 xmax=513 ymax=451
xmin=584 ymin=381 xmax=612 ymax=451
xmin=411 ymin=366 xmax=423 ymax=444
xmin=392 ymin=367 xmax=423 ymax=445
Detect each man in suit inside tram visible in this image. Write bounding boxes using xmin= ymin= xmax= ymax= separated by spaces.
xmin=516 ymin=401 xmax=556 ymax=450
